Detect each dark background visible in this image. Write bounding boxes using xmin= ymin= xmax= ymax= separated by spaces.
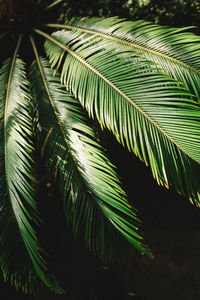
xmin=1 ymin=0 xmax=200 ymax=299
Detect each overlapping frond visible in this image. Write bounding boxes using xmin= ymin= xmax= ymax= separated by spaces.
xmin=0 ymin=54 xmax=62 ymax=293
xmin=29 ymin=55 xmax=151 ymax=258
xmin=42 ymin=28 xmax=200 ymax=205
xmin=47 ymin=17 xmax=200 ymax=102
xmin=0 ymin=9 xmax=199 ymax=294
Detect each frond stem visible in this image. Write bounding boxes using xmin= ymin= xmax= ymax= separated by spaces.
xmin=4 ymin=33 xmax=23 ymax=127
xmin=30 ymin=34 xmax=102 ymax=208
xmin=30 ymin=34 xmax=70 ymax=156
xmin=45 ymin=23 xmax=200 ymax=76
xmin=41 ymin=127 xmax=53 ymax=159
xmin=34 ymin=28 xmax=198 ymax=164
xmin=30 ymin=35 xmax=53 ymax=104
xmin=4 ymin=33 xmax=23 ymax=196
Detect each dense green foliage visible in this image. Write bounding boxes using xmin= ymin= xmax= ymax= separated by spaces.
xmin=58 ymin=0 xmax=200 ymax=30
xmin=0 ymin=0 xmax=199 ymax=294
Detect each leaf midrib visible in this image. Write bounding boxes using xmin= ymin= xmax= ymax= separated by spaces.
xmin=4 ymin=35 xmax=23 ymax=194
xmin=46 ymin=23 xmax=200 ymax=76
xmin=35 ymin=28 xmax=198 ymax=163
xmin=30 ymin=35 xmax=92 ymax=182
xmin=30 ymin=35 xmax=70 ymax=153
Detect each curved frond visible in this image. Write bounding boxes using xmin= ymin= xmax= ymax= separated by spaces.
xmin=0 ymin=54 xmax=62 ymax=293
xmin=47 ymin=17 xmax=200 ymax=101
xmin=29 ymin=53 xmax=151 ymax=258
xmin=40 ymin=28 xmax=200 ymax=205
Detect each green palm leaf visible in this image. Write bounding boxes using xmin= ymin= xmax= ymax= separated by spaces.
xmin=0 ymin=41 xmax=62 ymax=293
xmin=47 ymin=17 xmax=200 ymax=102
xmin=36 ymin=28 xmax=200 ymax=205
xmin=29 ymin=51 xmax=151 ymax=258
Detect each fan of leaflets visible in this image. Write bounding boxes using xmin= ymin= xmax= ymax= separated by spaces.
xmin=0 ymin=1 xmax=199 ymax=293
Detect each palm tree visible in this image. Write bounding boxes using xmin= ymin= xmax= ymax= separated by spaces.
xmin=0 ymin=0 xmax=199 ymax=294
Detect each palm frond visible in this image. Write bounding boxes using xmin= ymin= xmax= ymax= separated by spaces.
xmin=47 ymin=17 xmax=200 ymax=102
xmin=38 ymin=28 xmax=200 ymax=205
xmin=0 ymin=50 xmax=62 ymax=293
xmin=29 ymin=52 xmax=151 ymax=258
